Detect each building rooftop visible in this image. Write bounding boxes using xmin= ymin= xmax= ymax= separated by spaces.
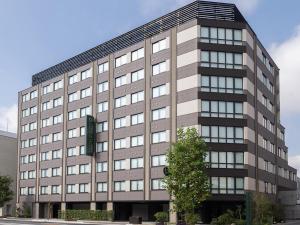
xmin=0 ymin=130 xmax=17 ymax=139
xmin=31 ymin=0 xmax=246 ymax=86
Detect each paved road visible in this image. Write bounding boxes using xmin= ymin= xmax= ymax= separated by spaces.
xmin=0 ymin=219 xmax=124 ymax=225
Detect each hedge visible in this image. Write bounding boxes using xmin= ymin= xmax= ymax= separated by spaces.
xmin=58 ymin=210 xmax=114 ymax=221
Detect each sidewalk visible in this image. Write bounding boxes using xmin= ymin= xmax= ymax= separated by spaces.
xmin=3 ymin=217 xmax=156 ymax=225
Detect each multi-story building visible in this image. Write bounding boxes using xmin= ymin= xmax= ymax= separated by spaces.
xmin=0 ymin=131 xmax=17 ymax=217
xmin=17 ymin=0 xmax=297 ymax=222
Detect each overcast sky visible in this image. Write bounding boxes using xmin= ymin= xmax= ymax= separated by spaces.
xmin=1 ymin=0 xmax=300 ymax=171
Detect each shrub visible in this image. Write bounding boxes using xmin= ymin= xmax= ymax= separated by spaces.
xmin=154 ymin=211 xmax=169 ymax=222
xmin=23 ymin=204 xmax=31 ymax=218
xmin=185 ymin=212 xmax=199 ymax=225
xmin=58 ymin=210 xmax=114 ymax=221
xmin=210 ymin=210 xmax=235 ymax=225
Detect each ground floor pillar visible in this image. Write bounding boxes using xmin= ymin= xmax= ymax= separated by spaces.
xmin=169 ymin=202 xmax=177 ymax=223
xmin=61 ymin=202 xmax=66 ymax=211
xmin=107 ymin=202 xmax=113 ymax=211
xmin=90 ymin=202 xmax=96 ymax=210
xmin=33 ymin=202 xmax=39 ymax=219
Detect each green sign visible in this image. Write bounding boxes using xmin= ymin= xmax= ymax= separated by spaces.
xmin=85 ymin=115 xmax=96 ymax=156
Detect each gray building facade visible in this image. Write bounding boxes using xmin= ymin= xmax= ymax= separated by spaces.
xmin=17 ymin=1 xmax=297 ymax=222
xmin=0 ymin=131 xmax=17 ymax=217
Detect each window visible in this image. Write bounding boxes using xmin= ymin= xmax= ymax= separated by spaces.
xmin=51 ymin=185 xmax=60 ymax=194
xmin=201 ymin=76 xmax=243 ymax=94
xmin=28 ymin=154 xmax=36 ymax=163
xmin=20 ymin=187 xmax=27 ymax=196
xmin=28 ymin=187 xmax=35 ymax=195
xmin=152 ymin=155 xmax=166 ymax=167
xmin=79 ymin=146 xmax=86 ymax=155
xmin=40 ymin=186 xmax=48 ymax=195
xmin=115 ymin=96 xmax=127 ymax=108
xmin=131 ymin=113 xmax=144 ymax=125
xmin=80 ymin=127 xmax=85 ymax=136
xmin=152 ymin=108 xmax=167 ymax=121
xmin=52 ymin=168 xmax=60 ymax=177
xmin=21 ymin=156 xmax=28 ymax=164
xmin=131 ymin=91 xmax=144 ymax=103
xmin=69 ymin=74 xmax=78 ymax=85
xmin=97 ymin=142 xmax=108 ymax=152
xmin=97 ymin=182 xmax=107 ymax=192
xmin=79 ymin=184 xmax=89 ymax=193
xmin=131 ymin=135 xmax=144 ymax=147
xmin=97 ymin=121 xmax=108 ymax=133
xmin=43 ymin=84 xmax=52 ymax=95
xmin=152 ymin=131 xmax=167 ymax=144
xmin=42 ymin=101 xmax=52 ymax=111
xmin=30 ymin=106 xmax=37 ymax=115
xmin=53 ymin=132 xmax=62 ymax=142
xmin=81 ymin=69 xmax=92 ymax=80
xmin=52 ymin=150 xmax=61 ymax=159
xmin=131 ymin=48 xmax=144 ymax=61
xmin=42 ymin=118 xmax=51 ymax=127
xmin=131 ymin=69 xmax=144 ymax=82
xmin=67 ymin=166 xmax=76 ymax=175
xmin=115 ymin=75 xmax=127 ymax=87
xmin=152 ymin=39 xmax=167 ymax=53
xmin=207 ymin=152 xmax=244 ymax=169
xmin=201 ymin=51 xmax=243 ymax=69
xmin=152 ymin=84 xmax=166 ymax=98
xmin=67 ymin=147 xmax=77 ymax=157
xmin=152 ymin=62 xmax=167 ymax=75
xmin=81 ymin=87 xmax=92 ymax=98
xmin=41 ymin=169 xmax=48 ymax=178
xmin=41 ymin=152 xmax=50 ymax=161
xmin=29 ymin=138 xmax=37 ymax=147
xmin=68 ymin=110 xmax=77 ymax=120
xmin=115 ymin=117 xmax=126 ymax=129
xmin=22 ymin=109 xmax=29 ymax=118
xmin=200 ymin=27 xmax=242 ymax=45
xmin=98 ymin=81 xmax=109 ymax=93
xmin=68 ymin=129 xmax=77 ymax=139
xmin=210 ymin=177 xmax=244 ymax=194
xmin=20 ymin=171 xmax=27 ymax=180
xmin=201 ymin=126 xmax=244 ymax=143
xmin=114 ymin=160 xmax=126 ymax=171
xmin=97 ymin=162 xmax=108 ymax=173
xmin=98 ymin=101 xmax=108 ymax=112
xmin=263 ymin=117 xmax=267 ymax=128
xmin=152 ymin=179 xmax=165 ymax=190
xmin=114 ymin=138 xmax=126 ymax=150
xmin=22 ymin=93 xmax=30 ymax=102
xmin=131 ymin=180 xmax=144 ymax=191
xmin=28 ymin=171 xmax=36 ymax=179
xmin=262 ymin=96 xmax=267 ymax=107
xmin=80 ymin=106 xmax=92 ymax=117
xmin=53 ymin=114 xmax=63 ymax=125
xmin=115 ymin=55 xmax=127 ymax=67
xmin=114 ymin=181 xmax=126 ymax=192
xmin=131 ymin=158 xmax=143 ymax=169
xmin=98 ymin=62 xmax=109 ymax=74
xmin=68 ymin=92 xmax=78 ymax=102
xmin=67 ymin=184 xmax=76 ymax=194
xmin=41 ymin=135 xmax=51 ymax=144
xmin=53 ymin=97 xmax=63 ymax=108
xmin=201 ymin=100 xmax=243 ymax=118
xmin=79 ymin=164 xmax=90 ymax=174
xmin=54 ymin=80 xmax=63 ymax=90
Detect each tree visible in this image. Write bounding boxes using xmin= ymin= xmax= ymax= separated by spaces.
xmin=252 ymin=193 xmax=273 ymax=225
xmin=164 ymin=128 xmax=210 ymax=225
xmin=0 ymin=176 xmax=14 ymax=207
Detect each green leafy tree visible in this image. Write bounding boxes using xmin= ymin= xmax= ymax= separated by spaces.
xmin=164 ymin=128 xmax=210 ymax=225
xmin=0 ymin=176 xmax=14 ymax=207
xmin=252 ymin=193 xmax=273 ymax=225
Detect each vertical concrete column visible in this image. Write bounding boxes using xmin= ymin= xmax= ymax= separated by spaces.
xmin=169 ymin=202 xmax=177 ymax=224
xmin=16 ymin=93 xmax=22 ymax=206
xmin=33 ymin=203 xmax=39 ymax=219
xmin=108 ymin=55 xmax=114 ymax=202
xmin=61 ymin=202 xmax=66 ymax=211
xmin=62 ymin=73 xmax=68 ymax=203
xmin=91 ymin=61 xmax=98 ymax=203
xmin=169 ymin=26 xmax=178 ymax=224
xmin=144 ymin=39 xmax=151 ymax=201
xmin=90 ymin=202 xmax=96 ymax=211
xmin=107 ymin=202 xmax=113 ymax=211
